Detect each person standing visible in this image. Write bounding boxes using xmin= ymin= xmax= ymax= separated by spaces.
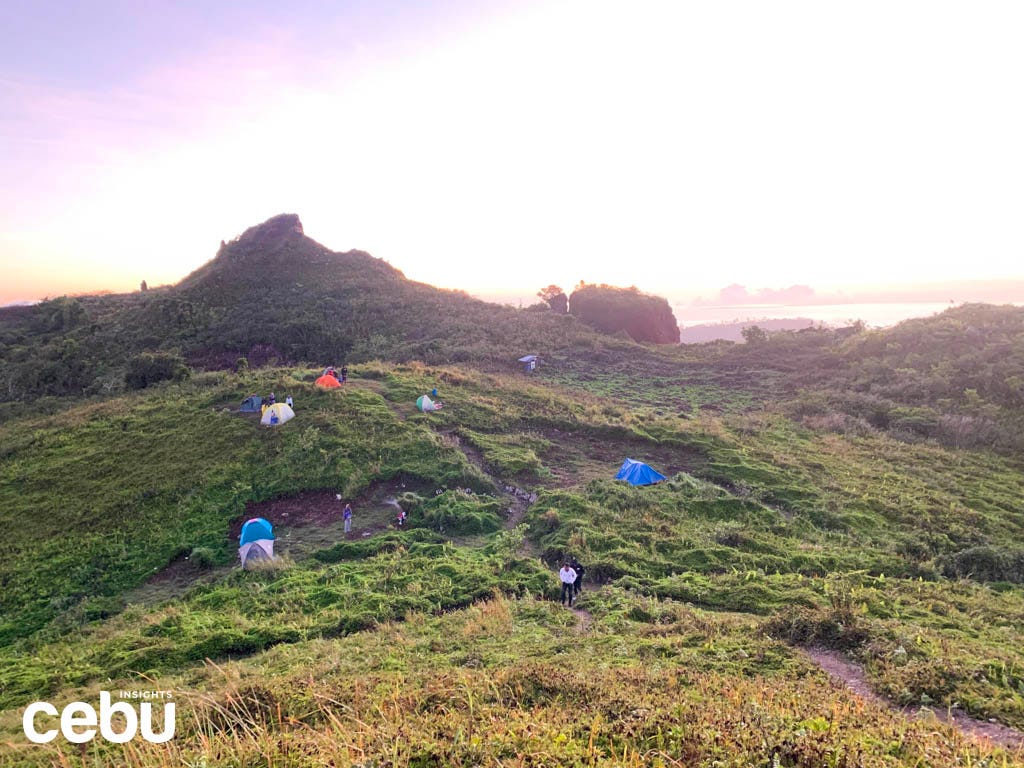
xmin=570 ymin=556 xmax=585 ymax=597
xmin=559 ymin=562 xmax=577 ymax=607
xmin=341 ymin=499 xmax=353 ymax=535
xmin=340 ymin=365 xmax=349 ymax=383
xmin=286 ymin=395 xmax=293 ymax=409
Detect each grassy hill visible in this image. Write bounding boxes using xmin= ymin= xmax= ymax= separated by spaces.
xmin=0 ymin=214 xmax=637 ymax=409
xmin=2 ymin=220 xmax=1024 ymax=765
xmin=1 ymin=360 xmax=1024 ymax=766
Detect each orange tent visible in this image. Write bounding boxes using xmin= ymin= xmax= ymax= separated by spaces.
xmin=316 ymin=374 xmax=342 ymax=388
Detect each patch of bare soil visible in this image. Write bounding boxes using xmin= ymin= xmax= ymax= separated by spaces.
xmin=130 ymin=477 xmax=431 ymax=606
xmin=233 ymin=477 xmax=433 ymax=534
xmin=125 ymin=553 xmax=230 ymax=606
xmin=805 ymin=647 xmax=1024 ymax=751
xmin=537 ymin=426 xmax=703 ymax=489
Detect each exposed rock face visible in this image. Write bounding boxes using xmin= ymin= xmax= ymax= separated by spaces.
xmin=569 ymin=284 xmax=680 ymax=344
xmin=237 ymin=213 xmax=304 ymax=243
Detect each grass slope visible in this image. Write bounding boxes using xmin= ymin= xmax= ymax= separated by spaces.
xmin=1 ymin=362 xmax=1024 ymax=766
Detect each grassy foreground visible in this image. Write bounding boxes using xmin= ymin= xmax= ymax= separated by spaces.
xmin=1 ymin=362 xmax=1023 ymax=766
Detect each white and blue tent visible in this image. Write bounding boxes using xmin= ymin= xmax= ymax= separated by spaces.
xmin=518 ymin=354 xmax=538 ymax=373
xmin=239 ymin=517 xmax=275 ymax=568
xmin=615 ymin=458 xmax=666 ymax=486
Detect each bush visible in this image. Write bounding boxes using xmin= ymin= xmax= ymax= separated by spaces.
xmin=762 ymin=605 xmax=869 ymax=650
xmin=125 ymin=352 xmax=190 ymax=389
xmin=938 ymin=546 xmax=1024 ymax=583
xmin=189 ymin=547 xmax=218 ymax=569
xmin=421 ymin=492 xmax=503 ymax=535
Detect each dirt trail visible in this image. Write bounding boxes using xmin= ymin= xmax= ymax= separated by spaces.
xmin=805 ymin=647 xmax=1024 ymax=751
xmin=435 ymin=428 xmax=537 ymax=532
xmin=571 ymin=604 xmax=594 ymax=634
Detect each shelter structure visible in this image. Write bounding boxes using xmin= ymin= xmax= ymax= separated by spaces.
xmin=518 ymin=354 xmax=538 ymax=373
xmin=416 ymin=395 xmax=442 ymax=412
xmin=239 ymin=517 xmax=275 ymax=568
xmin=261 ymin=403 xmax=295 ymax=426
xmin=615 ymin=458 xmax=666 ymax=486
xmin=316 ymin=373 xmax=341 ymax=388
xmin=240 ymin=395 xmax=262 ymax=413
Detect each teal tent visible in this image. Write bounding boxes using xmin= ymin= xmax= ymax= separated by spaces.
xmin=615 ymin=458 xmax=666 ymax=486
xmin=240 ymin=395 xmax=262 ymax=413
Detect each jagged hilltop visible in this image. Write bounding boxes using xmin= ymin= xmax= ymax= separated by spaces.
xmin=0 ymin=215 xmax=639 ymax=401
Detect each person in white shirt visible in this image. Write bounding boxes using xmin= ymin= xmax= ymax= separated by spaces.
xmin=559 ymin=562 xmax=577 ymax=607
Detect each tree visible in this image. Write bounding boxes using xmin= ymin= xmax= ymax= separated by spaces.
xmin=537 ymin=285 xmax=568 ymax=314
xmin=124 ymin=352 xmax=190 ymax=389
xmin=741 ymin=325 xmax=768 ymax=345
xmin=568 ymin=283 xmax=680 ymax=343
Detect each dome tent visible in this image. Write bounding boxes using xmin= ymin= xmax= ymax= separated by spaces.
xmin=240 ymin=395 xmax=262 ymax=412
xmin=239 ymin=517 xmax=275 ymax=569
xmin=615 ymin=458 xmax=666 ymax=486
xmin=261 ymin=403 xmax=295 ymax=426
xmin=416 ymin=395 xmax=442 ymax=412
xmin=316 ymin=374 xmax=341 ymax=388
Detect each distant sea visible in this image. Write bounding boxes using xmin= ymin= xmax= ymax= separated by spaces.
xmin=675 ymin=302 xmax=961 ymax=329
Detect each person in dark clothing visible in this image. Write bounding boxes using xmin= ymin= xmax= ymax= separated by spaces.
xmin=570 ymin=557 xmax=585 ymax=596
xmin=340 ymin=365 xmax=348 ymax=383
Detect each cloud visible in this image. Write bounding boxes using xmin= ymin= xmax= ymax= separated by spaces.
xmin=697 ymin=284 xmax=818 ymax=306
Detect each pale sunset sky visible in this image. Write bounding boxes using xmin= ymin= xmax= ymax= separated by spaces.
xmin=2 ymin=1 xmax=1023 ymax=306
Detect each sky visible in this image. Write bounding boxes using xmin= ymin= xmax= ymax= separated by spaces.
xmin=3 ymin=0 xmax=1024 ymax=306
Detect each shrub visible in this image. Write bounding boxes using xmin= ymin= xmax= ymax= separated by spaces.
xmin=762 ymin=605 xmax=869 ymax=650
xmin=421 ymin=492 xmax=503 ymax=535
xmin=125 ymin=351 xmax=190 ymax=389
xmin=938 ymin=546 xmax=1024 ymax=583
xmin=189 ymin=547 xmax=218 ymax=569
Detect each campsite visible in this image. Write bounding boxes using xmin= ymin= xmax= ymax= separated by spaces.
xmin=4 ymin=0 xmax=1024 ymax=759
xmin=2 ymin=219 xmax=1024 ymax=766
xmin=3 ymin=335 xmax=1024 ymax=765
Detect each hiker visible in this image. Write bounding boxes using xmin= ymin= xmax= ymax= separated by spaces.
xmin=286 ymin=395 xmax=293 ymax=408
xmin=340 ymin=365 xmax=349 ymax=383
xmin=396 ymin=508 xmax=407 ymax=527
xmin=431 ymin=387 xmax=438 ymax=398
xmin=559 ymin=562 xmax=577 ymax=607
xmin=269 ymin=410 xmax=279 ymax=425
xmin=342 ymin=502 xmax=353 ymax=534
xmin=268 ymin=392 xmax=276 ymax=404
xmin=570 ymin=557 xmax=585 ymax=597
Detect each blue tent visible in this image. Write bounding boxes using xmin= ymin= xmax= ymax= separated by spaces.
xmin=240 ymin=518 xmax=274 ymax=545
xmin=615 ymin=458 xmax=666 ymax=486
xmin=239 ymin=517 xmax=275 ymax=569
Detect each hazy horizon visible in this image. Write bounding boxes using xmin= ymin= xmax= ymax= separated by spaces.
xmin=4 ymin=1 xmax=1024 ymax=306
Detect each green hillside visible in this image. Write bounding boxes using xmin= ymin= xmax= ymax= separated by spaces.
xmin=0 ymin=215 xmax=634 ymax=407
xmin=2 ymin=219 xmax=1024 ymax=765
xmin=1 ymin=359 xmax=1024 ymax=766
